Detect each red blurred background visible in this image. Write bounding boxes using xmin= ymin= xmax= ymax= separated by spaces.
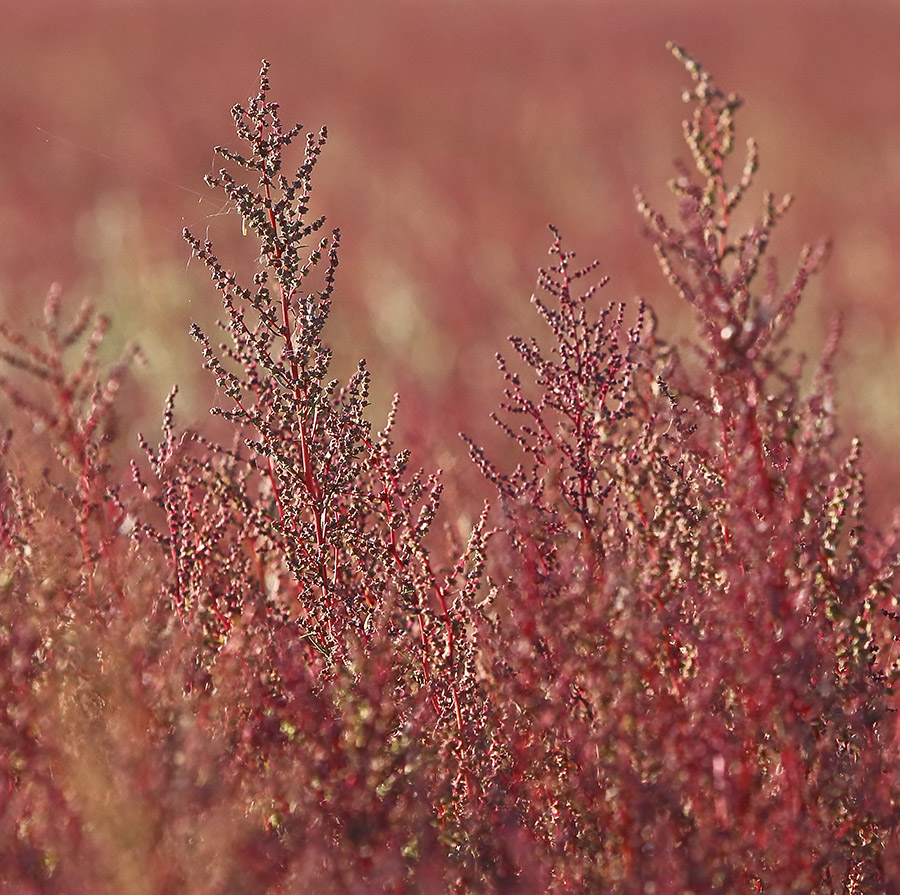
xmin=1 ymin=0 xmax=898 ymax=524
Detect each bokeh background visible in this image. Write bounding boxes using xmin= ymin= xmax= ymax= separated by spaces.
xmin=2 ymin=0 xmax=899 ymax=524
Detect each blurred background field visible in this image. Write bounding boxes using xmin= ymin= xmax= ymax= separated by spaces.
xmin=1 ymin=0 xmax=898 ymax=524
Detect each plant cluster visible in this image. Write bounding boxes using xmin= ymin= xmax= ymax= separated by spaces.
xmin=2 ymin=47 xmax=899 ymax=893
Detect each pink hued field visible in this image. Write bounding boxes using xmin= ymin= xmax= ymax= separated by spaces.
xmin=2 ymin=3 xmax=900 ymax=892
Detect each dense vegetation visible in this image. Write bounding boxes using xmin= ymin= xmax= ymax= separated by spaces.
xmin=2 ymin=45 xmax=898 ymax=893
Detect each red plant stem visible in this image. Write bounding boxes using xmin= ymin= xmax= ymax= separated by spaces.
xmin=76 ymin=465 xmax=95 ymax=599
xmin=210 ymin=598 xmax=232 ymax=634
xmin=743 ymin=378 xmax=776 ymax=515
xmin=716 ymin=387 xmax=734 ymax=551
xmin=705 ymin=106 xmax=731 ymax=261
xmin=357 ymin=431 xmax=465 ymax=743
xmin=360 ymin=434 xmax=456 ymax=656
xmin=251 ymin=379 xmax=287 ymax=523
xmin=54 ymin=377 xmax=97 ymax=600
xmin=246 ymin=158 xmax=330 ymax=596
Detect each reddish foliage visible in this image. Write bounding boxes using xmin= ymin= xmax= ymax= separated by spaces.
xmin=1 ymin=48 xmax=899 ymax=893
